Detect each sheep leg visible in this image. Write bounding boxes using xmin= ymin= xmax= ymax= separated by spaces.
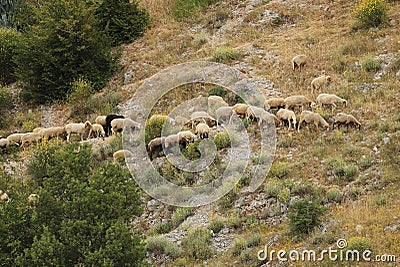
xmin=288 ymin=120 xmax=291 ymax=131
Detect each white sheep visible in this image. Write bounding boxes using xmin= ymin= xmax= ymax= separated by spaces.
xmin=276 ymin=109 xmax=297 ymax=130
xmin=39 ymin=126 xmax=65 ymax=140
xmin=232 ymin=103 xmax=248 ymax=118
xmin=316 ymin=93 xmax=347 ymax=112
xmin=89 ymin=124 xmax=106 ymax=139
xmin=216 ymin=106 xmax=234 ymax=126
xmin=164 ymin=134 xmax=180 ymax=153
xmin=65 ymin=121 xmax=93 ymax=142
xmin=32 ymin=127 xmax=44 ymax=133
xmin=190 ymin=111 xmax=216 ymax=129
xmin=21 ymin=132 xmax=42 ymax=146
xmin=111 ymin=118 xmax=140 ymax=135
xmin=28 ymin=193 xmax=39 ymax=202
xmin=113 ymin=149 xmax=134 ymax=161
xmin=0 ymin=190 xmax=10 ymax=202
xmin=311 ymin=75 xmax=332 ymax=94
xmin=265 ymin=98 xmax=285 ymax=110
xmin=178 ymin=130 xmax=197 ymax=146
xmin=245 ymin=105 xmax=266 ymax=121
xmin=95 ymin=115 xmax=107 ymax=126
xmin=257 ymin=110 xmax=282 ymax=127
xmin=208 ymin=95 xmax=229 ymax=116
xmin=332 ymin=113 xmax=361 ymax=130
xmin=195 ymin=123 xmax=211 ymax=139
xmin=292 ymin=54 xmax=307 ymax=71
xmin=7 ymin=133 xmax=24 ymax=145
xmin=147 ymin=137 xmax=166 ymax=160
xmin=0 ymin=138 xmax=10 ymax=148
xmin=284 ymin=95 xmax=314 ymax=111
xmin=297 ymin=110 xmax=329 ymax=132
xmin=174 ymin=115 xmax=190 ymax=127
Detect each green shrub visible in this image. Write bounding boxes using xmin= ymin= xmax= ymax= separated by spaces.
xmin=346 ymin=237 xmax=373 ymax=252
xmin=358 ymin=155 xmax=373 ymax=170
xmin=208 ymin=217 xmax=224 ymax=233
xmin=288 ymin=198 xmax=326 ymax=236
xmin=171 ymin=207 xmax=193 ymax=227
xmin=182 ymin=142 xmax=201 ymax=160
xmin=172 ymin=0 xmax=220 ymax=20
xmin=326 ymin=157 xmax=357 ymax=182
xmin=14 ymin=0 xmax=117 ymax=104
xmin=214 ymin=130 xmax=231 ymax=150
xmin=0 ymin=87 xmax=14 ymax=129
xmin=291 ymin=182 xmax=323 ymax=199
xmin=212 ymin=46 xmax=242 ymax=63
xmin=265 ymin=179 xmax=290 ymax=203
xmin=149 ymin=222 xmax=174 ymax=235
xmin=231 ymin=238 xmax=247 ymax=255
xmin=245 ymin=233 xmax=261 ymax=247
xmin=361 ymin=56 xmax=381 ymax=72
xmin=16 ymin=111 xmax=41 ymax=132
xmin=269 ymin=162 xmax=289 ymax=179
xmin=326 ymin=187 xmax=343 ymax=203
xmin=146 ymin=236 xmax=183 ymax=259
xmin=145 ymin=115 xmax=170 ymax=145
xmin=95 ymin=0 xmax=149 ymax=46
xmin=0 ymin=27 xmax=24 ymax=84
xmin=353 ymin=0 xmax=387 ymax=28
xmin=217 ymin=189 xmax=237 ymax=210
xmin=226 ymin=211 xmax=242 ymax=229
xmin=182 ymin=227 xmax=213 ymax=260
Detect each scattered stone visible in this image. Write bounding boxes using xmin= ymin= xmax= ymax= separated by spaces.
xmin=383 ymin=137 xmax=390 ymax=144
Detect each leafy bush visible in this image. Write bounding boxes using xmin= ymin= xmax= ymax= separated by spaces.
xmin=265 ymin=179 xmax=290 ymax=203
xmin=326 ymin=187 xmax=343 ymax=203
xmin=231 ymin=233 xmax=261 ymax=256
xmin=226 ymin=211 xmax=242 ymax=229
xmin=182 ymin=142 xmax=201 ymax=160
xmin=269 ymin=162 xmax=289 ymax=179
xmin=214 ymin=130 xmax=231 ymax=150
xmin=361 ymin=56 xmax=381 ymax=72
xmin=146 ymin=236 xmax=183 ymax=259
xmin=288 ymin=198 xmax=326 ymax=236
xmin=149 ymin=222 xmax=174 ymax=235
xmin=171 ymin=207 xmax=193 ymax=227
xmin=0 ymin=87 xmax=14 ymax=129
xmin=0 ymin=27 xmax=23 ymax=84
xmin=212 ymin=47 xmax=242 ymax=63
xmin=14 ymin=0 xmax=117 ymax=103
xmin=208 ymin=217 xmax=224 ymax=233
xmin=326 ymin=157 xmax=357 ymax=182
xmin=15 ymin=111 xmax=41 ymax=132
xmin=346 ymin=237 xmax=373 ymax=252
xmin=95 ymin=0 xmax=150 ymax=46
xmin=172 ymin=0 xmax=220 ymax=20
xmin=145 ymin=115 xmax=169 ymax=144
xmin=182 ymin=227 xmax=213 ymax=260
xmin=353 ymin=0 xmax=387 ymax=28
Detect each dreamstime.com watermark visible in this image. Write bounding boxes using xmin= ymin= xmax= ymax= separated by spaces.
xmin=257 ymin=238 xmax=397 ymax=263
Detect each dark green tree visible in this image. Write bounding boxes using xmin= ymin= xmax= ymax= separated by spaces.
xmin=0 ymin=27 xmax=24 ymax=84
xmin=14 ymin=0 xmax=117 ymax=103
xmin=96 ymin=0 xmax=149 ymax=46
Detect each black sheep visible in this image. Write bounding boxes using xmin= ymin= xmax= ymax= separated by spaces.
xmin=105 ymin=114 xmax=124 ymax=136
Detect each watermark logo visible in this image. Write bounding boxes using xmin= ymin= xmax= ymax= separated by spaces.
xmin=122 ymin=61 xmax=276 ymax=207
xmin=257 ymin=238 xmax=397 ymax=263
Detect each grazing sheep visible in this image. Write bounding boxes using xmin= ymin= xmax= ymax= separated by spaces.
xmin=265 ymin=98 xmax=285 ymax=110
xmin=245 ymin=105 xmax=266 ymax=121
xmin=297 ymin=110 xmax=329 ymax=132
xmin=276 ymin=109 xmax=297 ymax=130
xmin=216 ymin=106 xmax=234 ymax=126
xmin=147 ymin=137 xmax=166 ymax=160
xmin=0 ymin=190 xmax=10 ymax=202
xmin=284 ymin=95 xmax=314 ymax=111
xmin=65 ymin=121 xmax=93 ymax=142
xmin=178 ymin=130 xmax=197 ymax=147
xmin=7 ymin=133 xmax=24 ymax=145
xmin=232 ymin=103 xmax=248 ymax=118
xmin=311 ymin=75 xmax=332 ymax=94
xmin=208 ymin=95 xmax=229 ymax=116
xmin=0 ymin=138 xmax=10 ymax=148
xmin=89 ymin=124 xmax=106 ymax=139
xmin=195 ymin=123 xmax=211 ymax=139
xmin=164 ymin=134 xmax=180 ymax=152
xmin=95 ymin=115 xmax=107 ymax=126
xmin=316 ymin=93 xmax=347 ymax=111
xmin=292 ymin=54 xmax=307 ymax=71
xmin=258 ymin=110 xmax=282 ymax=127
xmin=28 ymin=193 xmax=39 ymax=202
xmin=111 ymin=118 xmax=140 ymax=135
xmin=32 ymin=127 xmax=44 ymax=133
xmin=190 ymin=111 xmax=216 ymax=129
xmin=105 ymin=114 xmax=124 ymax=136
xmin=113 ymin=149 xmax=134 ymax=161
xmin=39 ymin=126 xmax=66 ymax=140
xmin=332 ymin=113 xmax=361 ymax=130
xmin=21 ymin=132 xmax=42 ymax=146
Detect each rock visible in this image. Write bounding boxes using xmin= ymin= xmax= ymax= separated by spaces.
xmin=383 ymin=137 xmax=390 ymax=144
xmin=124 ymin=70 xmax=134 ymax=84
xmin=396 ymin=70 xmax=400 ymax=77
